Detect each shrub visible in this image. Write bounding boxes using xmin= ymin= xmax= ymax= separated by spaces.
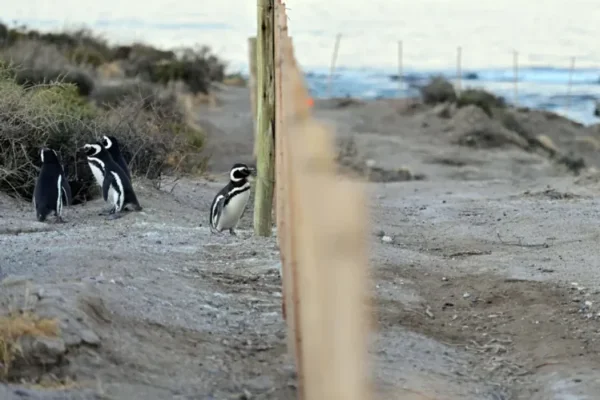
xmin=420 ymin=76 xmax=457 ymax=105
xmin=0 ymin=67 xmax=205 ymax=203
xmin=223 ymin=73 xmax=248 ymax=87
xmin=0 ymin=40 xmax=95 ymax=96
xmin=89 ymin=80 xmax=163 ymax=109
xmin=0 ymin=23 xmax=228 ymax=96
xmin=457 ymin=88 xmax=506 ymax=117
xmin=122 ymin=45 xmax=226 ymax=94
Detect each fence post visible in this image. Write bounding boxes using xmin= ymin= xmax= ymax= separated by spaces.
xmin=254 ymin=0 xmax=276 ymax=237
xmin=513 ymin=50 xmax=519 ymax=107
xmin=397 ymin=40 xmax=403 ymax=97
xmin=456 ymin=46 xmax=462 ymax=96
xmin=248 ymin=37 xmax=258 ymax=158
xmin=566 ymin=56 xmax=576 ymax=115
xmin=327 ymin=33 xmax=342 ymax=98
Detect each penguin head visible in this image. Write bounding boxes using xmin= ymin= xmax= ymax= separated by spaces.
xmin=40 ymin=148 xmax=60 ymax=165
xmin=101 ymin=135 xmax=119 ymax=151
xmin=81 ymin=143 xmax=103 ymax=158
xmin=229 ymin=163 xmax=255 ymax=182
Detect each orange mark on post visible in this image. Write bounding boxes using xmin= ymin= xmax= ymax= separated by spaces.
xmin=307 ymin=97 xmax=314 ymax=107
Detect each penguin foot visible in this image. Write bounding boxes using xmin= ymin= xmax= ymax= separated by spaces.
xmin=229 ymin=228 xmax=237 ymax=236
xmin=98 ymin=207 xmax=113 ymax=216
xmin=53 ymin=215 xmax=65 ymax=224
xmin=106 ymin=213 xmax=123 ymax=220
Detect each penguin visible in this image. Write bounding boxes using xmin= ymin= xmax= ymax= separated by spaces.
xmin=80 ymin=143 xmax=143 ymax=219
xmin=33 ymin=148 xmax=72 ymax=223
xmin=100 ymin=135 xmax=131 ymax=181
xmin=209 ymin=163 xmax=256 ymax=236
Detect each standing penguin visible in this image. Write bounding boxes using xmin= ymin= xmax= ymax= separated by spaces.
xmin=81 ymin=143 xmax=143 ymax=219
xmin=209 ymin=163 xmax=255 ymax=236
xmin=33 ymin=148 xmax=72 ymax=223
xmin=100 ymin=135 xmax=131 ymax=181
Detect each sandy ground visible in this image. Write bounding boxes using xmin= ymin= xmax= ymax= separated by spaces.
xmin=3 ymin=85 xmax=600 ymax=399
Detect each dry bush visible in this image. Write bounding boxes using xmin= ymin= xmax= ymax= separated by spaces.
xmin=0 ymin=67 xmax=205 ymax=203
xmin=0 ymin=312 xmax=59 ymax=381
xmin=0 ymin=40 xmax=95 ymax=96
xmin=457 ymin=88 xmax=506 ymax=117
xmin=0 ymin=23 xmax=228 ymax=97
xmin=419 ymin=76 xmax=457 ymax=105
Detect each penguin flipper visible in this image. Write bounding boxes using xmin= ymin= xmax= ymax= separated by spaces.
xmin=211 ymin=194 xmax=227 ymax=229
xmin=102 ymin=172 xmax=114 ymax=202
xmin=61 ymin=173 xmax=72 ymax=206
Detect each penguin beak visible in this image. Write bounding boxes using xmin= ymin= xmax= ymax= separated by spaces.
xmin=248 ymin=167 xmax=257 ymax=176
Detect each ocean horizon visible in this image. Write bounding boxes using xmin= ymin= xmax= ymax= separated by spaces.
xmin=3 ymin=0 xmax=600 ymax=124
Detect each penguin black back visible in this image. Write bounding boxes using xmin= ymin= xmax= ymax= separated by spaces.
xmin=101 ymin=135 xmax=131 ymax=180
xmin=33 ymin=148 xmax=72 ymax=222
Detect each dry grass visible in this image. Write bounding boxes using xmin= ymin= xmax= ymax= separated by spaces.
xmin=0 ymin=66 xmax=206 ymax=203
xmin=0 ymin=312 xmax=60 ymax=381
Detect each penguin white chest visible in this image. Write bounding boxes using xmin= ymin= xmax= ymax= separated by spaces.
xmin=56 ymin=174 xmax=63 ymax=216
xmin=88 ymin=161 xmax=105 ymax=187
xmin=217 ymin=189 xmax=250 ymax=230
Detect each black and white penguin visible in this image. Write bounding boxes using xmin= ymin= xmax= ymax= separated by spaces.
xmin=209 ymin=163 xmax=255 ymax=236
xmin=81 ymin=143 xmax=143 ymax=219
xmin=33 ymin=148 xmax=72 ymax=223
xmin=100 ymin=135 xmax=131 ymax=180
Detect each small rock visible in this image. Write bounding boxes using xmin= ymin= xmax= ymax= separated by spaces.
xmin=365 ymin=159 xmax=376 ymax=168
xmin=20 ymin=336 xmax=66 ymax=364
xmin=381 ymin=236 xmax=393 ymax=243
xmin=463 ymin=292 xmax=471 ymax=299
xmin=442 ymin=277 xmax=448 ymax=281
xmin=79 ymin=329 xmax=101 ymax=346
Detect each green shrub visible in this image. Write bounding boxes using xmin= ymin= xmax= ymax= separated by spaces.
xmin=420 ymin=76 xmax=457 ymax=105
xmin=0 ymin=67 xmax=205 ymax=202
xmin=457 ymin=88 xmax=506 ymax=117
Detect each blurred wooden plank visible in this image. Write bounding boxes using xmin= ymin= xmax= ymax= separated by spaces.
xmin=282 ymin=33 xmax=371 ymax=400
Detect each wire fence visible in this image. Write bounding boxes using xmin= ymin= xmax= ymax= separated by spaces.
xmin=251 ymin=1 xmax=372 ymax=399
xmin=301 ymin=36 xmax=600 ymax=123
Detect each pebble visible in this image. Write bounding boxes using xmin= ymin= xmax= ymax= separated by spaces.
xmin=381 ymin=235 xmax=393 ymax=243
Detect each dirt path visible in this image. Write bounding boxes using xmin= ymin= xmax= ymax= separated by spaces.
xmin=3 ymin=86 xmax=600 ymax=399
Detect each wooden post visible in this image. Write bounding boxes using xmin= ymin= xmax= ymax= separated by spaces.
xmin=397 ymin=40 xmax=403 ymax=97
xmin=327 ymin=34 xmax=342 ymax=98
xmin=566 ymin=56 xmax=576 ymax=115
xmin=513 ymin=50 xmax=519 ymax=107
xmin=456 ymin=46 xmax=462 ymax=96
xmin=254 ymin=0 xmax=276 ymax=237
xmin=248 ymin=37 xmax=258 ymax=158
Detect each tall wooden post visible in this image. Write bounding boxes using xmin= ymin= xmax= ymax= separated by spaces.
xmin=248 ymin=37 xmax=258 ymax=158
xmin=254 ymin=0 xmax=276 ymax=236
